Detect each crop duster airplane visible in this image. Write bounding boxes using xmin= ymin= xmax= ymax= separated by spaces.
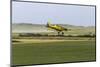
xmin=46 ymin=22 xmax=70 ymax=35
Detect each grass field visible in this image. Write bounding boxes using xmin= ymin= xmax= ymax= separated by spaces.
xmin=12 ymin=39 xmax=96 ymax=66
xmin=12 ymin=21 xmax=96 ymax=66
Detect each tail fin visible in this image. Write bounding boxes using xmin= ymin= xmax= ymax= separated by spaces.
xmin=47 ymin=22 xmax=51 ymax=27
xmin=47 ymin=19 xmax=52 ymax=26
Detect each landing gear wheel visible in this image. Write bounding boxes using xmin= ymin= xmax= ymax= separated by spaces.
xmin=58 ymin=32 xmax=60 ymax=35
xmin=62 ymin=32 xmax=64 ymax=35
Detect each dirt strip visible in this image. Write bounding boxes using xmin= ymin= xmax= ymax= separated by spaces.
xmin=12 ymin=39 xmax=95 ymax=44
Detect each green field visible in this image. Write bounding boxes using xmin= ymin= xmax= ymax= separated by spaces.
xmin=12 ymin=39 xmax=96 ymax=66
xmin=12 ymin=23 xmax=96 ymax=66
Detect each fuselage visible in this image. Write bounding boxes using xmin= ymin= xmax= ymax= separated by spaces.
xmin=47 ymin=24 xmax=68 ymax=31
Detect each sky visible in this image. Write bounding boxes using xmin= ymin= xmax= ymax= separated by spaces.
xmin=12 ymin=1 xmax=95 ymax=26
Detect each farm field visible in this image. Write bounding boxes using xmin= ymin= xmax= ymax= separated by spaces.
xmin=12 ymin=38 xmax=96 ymax=66
xmin=12 ymin=23 xmax=96 ymax=66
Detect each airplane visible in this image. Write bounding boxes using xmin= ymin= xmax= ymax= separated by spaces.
xmin=46 ymin=22 xmax=70 ymax=35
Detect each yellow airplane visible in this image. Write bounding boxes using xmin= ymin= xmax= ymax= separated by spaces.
xmin=46 ymin=22 xmax=70 ymax=35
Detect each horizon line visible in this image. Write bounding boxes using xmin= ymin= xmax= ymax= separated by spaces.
xmin=12 ymin=22 xmax=95 ymax=27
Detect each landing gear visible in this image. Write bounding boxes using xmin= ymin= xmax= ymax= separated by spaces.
xmin=58 ymin=32 xmax=60 ymax=35
xmin=62 ymin=32 xmax=64 ymax=35
xmin=58 ymin=31 xmax=64 ymax=36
